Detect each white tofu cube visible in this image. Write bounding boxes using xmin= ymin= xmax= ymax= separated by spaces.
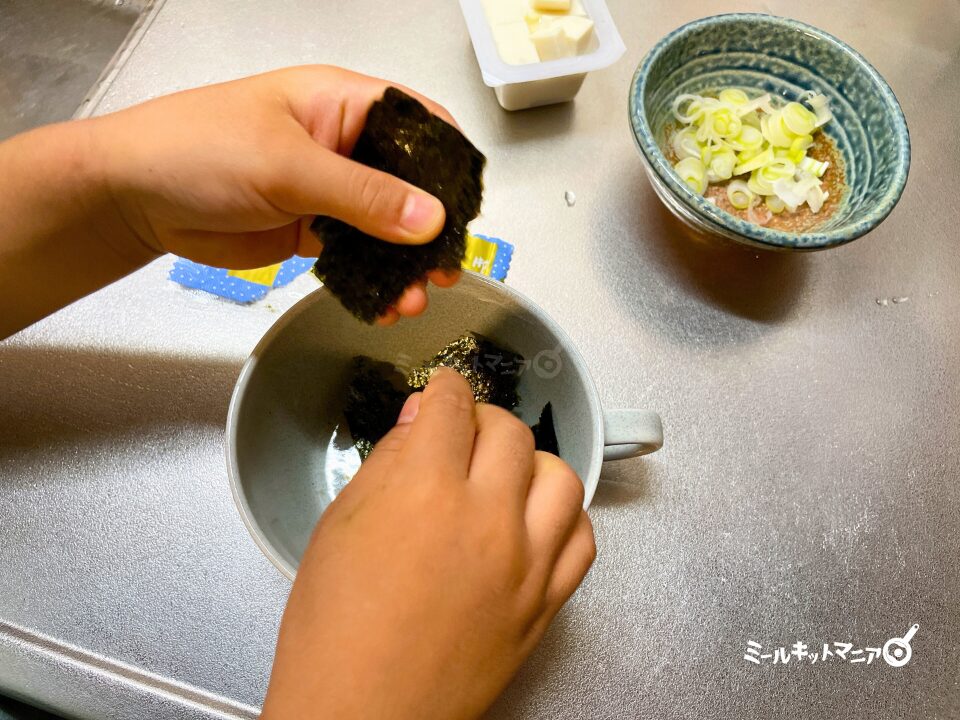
xmin=530 ymin=15 xmax=594 ymax=59
xmin=494 ymin=20 xmax=541 ymax=65
xmin=559 ymin=15 xmax=594 ymax=54
xmin=530 ymin=21 xmax=572 ymax=61
xmin=531 ymin=0 xmax=571 ymax=10
xmin=525 ymin=0 xmax=588 ymax=30
xmin=482 ymin=0 xmax=527 ymax=26
xmin=533 ymin=0 xmax=587 ymax=16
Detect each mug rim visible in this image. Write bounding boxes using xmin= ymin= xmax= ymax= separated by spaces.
xmin=225 ymin=271 xmax=606 ymax=579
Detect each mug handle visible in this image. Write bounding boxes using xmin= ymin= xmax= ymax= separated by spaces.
xmin=603 ymin=409 xmax=663 ymax=461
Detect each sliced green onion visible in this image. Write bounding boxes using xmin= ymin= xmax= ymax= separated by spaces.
xmin=733 ymin=125 xmax=764 ymax=152
xmin=736 ymin=93 xmax=774 ymax=116
xmin=672 ymin=127 xmax=701 ymax=160
xmin=699 ymin=142 xmax=713 ymax=165
xmin=674 ymin=157 xmax=708 ymax=194
xmin=740 ymin=110 xmax=762 ymax=129
xmin=718 ymin=88 xmax=750 ymax=106
xmin=668 ymin=86 xmax=834 ymax=221
xmin=799 ymin=155 xmax=829 ymax=178
xmin=748 ymin=158 xmax=795 ymax=196
xmin=791 ymin=134 xmax=814 ymax=152
xmin=733 ymin=146 xmax=774 ymax=175
xmin=771 ymin=178 xmax=801 ymax=211
xmin=765 ymin=195 xmax=787 ymax=213
xmin=749 ymin=178 xmax=771 ymax=197
xmin=781 ymin=102 xmax=817 ymax=136
xmin=747 ymin=170 xmax=771 ymax=196
xmin=761 ymin=112 xmax=796 ymax=148
xmin=695 ymin=112 xmax=716 ymax=143
xmin=746 ymin=200 xmax=772 ymax=226
xmin=772 ymin=175 xmax=819 ymax=211
xmin=762 ymin=158 xmax=796 ymax=180
xmin=672 ymin=94 xmax=705 ymax=124
xmin=806 ymin=93 xmax=834 ymax=127
xmin=726 ymin=179 xmax=754 ymax=210
xmin=707 ymin=148 xmax=737 ymax=182
xmin=708 ymin=107 xmax=742 ymax=138
xmin=806 ymin=185 xmax=829 ymax=213
xmin=784 ymin=134 xmax=813 ymax=163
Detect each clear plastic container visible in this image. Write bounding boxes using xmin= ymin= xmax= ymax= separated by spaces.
xmin=458 ymin=0 xmax=626 ymax=110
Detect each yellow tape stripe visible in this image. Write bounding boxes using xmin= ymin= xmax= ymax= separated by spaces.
xmin=462 ymin=234 xmax=499 ymax=276
xmin=227 ymin=263 xmax=283 ymax=286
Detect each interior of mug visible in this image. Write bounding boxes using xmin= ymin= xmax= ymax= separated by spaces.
xmin=229 ymin=273 xmax=603 ymax=576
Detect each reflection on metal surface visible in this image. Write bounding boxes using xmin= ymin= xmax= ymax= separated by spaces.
xmin=0 ymin=620 xmax=260 ymax=719
xmin=1 ymin=0 xmax=959 ymax=717
xmin=0 ymin=0 xmax=153 ymax=141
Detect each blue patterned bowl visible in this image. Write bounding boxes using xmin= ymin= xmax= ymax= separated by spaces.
xmin=629 ymin=14 xmax=910 ymax=250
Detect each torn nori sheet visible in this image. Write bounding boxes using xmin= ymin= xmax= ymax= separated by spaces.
xmin=312 ymin=87 xmax=486 ymax=323
xmin=343 ymin=356 xmax=410 ymax=460
xmin=530 ymin=402 xmax=559 ymax=456
xmin=406 ymin=333 xmax=523 ymax=411
xmin=343 ymin=335 xmax=558 ymax=461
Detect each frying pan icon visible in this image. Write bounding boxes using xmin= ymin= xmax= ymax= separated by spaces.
xmin=883 ymin=623 xmax=919 ymax=667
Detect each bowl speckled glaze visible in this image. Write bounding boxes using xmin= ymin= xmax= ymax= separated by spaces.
xmin=629 ymin=13 xmax=910 ymax=250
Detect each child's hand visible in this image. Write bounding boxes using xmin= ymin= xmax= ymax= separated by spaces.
xmin=262 ymin=369 xmax=596 ymax=720
xmin=91 ymin=65 xmax=462 ymax=323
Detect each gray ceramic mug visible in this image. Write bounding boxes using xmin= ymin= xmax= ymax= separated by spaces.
xmin=227 ymin=272 xmax=663 ymax=578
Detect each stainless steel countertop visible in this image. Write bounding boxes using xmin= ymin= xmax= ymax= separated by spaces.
xmin=2 ymin=0 xmax=959 ymax=717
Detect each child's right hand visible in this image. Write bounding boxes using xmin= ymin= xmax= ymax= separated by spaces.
xmin=262 ymin=368 xmax=596 ymax=720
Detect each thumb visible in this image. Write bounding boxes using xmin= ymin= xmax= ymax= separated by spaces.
xmin=278 ymin=142 xmax=445 ymax=244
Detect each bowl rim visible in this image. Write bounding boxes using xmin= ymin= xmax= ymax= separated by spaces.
xmin=629 ymin=12 xmax=911 ymax=250
xmin=225 ymin=272 xmax=606 ymax=579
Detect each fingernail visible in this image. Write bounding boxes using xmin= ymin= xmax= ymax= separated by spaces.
xmin=397 ymin=393 xmax=422 ymax=424
xmin=400 ymin=193 xmax=443 ymax=235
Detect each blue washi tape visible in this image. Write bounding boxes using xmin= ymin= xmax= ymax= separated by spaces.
xmin=464 ymin=233 xmax=513 ymax=282
xmin=169 ymin=256 xmax=315 ymax=303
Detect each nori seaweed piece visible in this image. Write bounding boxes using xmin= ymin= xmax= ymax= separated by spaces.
xmin=343 ymin=335 xmax=550 ymax=463
xmin=311 ymin=87 xmax=486 ymax=323
xmin=343 ymin=356 xmax=411 ymax=460
xmin=530 ymin=402 xmax=559 ymax=455
xmin=406 ymin=333 xmax=523 ymax=410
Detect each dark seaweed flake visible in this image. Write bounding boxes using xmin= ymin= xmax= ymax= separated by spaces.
xmin=530 ymin=402 xmax=559 ymax=456
xmin=312 ymin=87 xmax=485 ymax=323
xmin=343 ymin=356 xmax=411 ymax=460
